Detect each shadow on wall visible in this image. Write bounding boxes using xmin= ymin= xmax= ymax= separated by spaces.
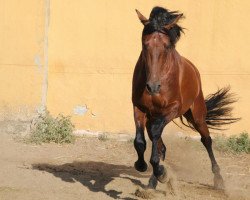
xmin=32 ymin=161 xmax=148 ymax=200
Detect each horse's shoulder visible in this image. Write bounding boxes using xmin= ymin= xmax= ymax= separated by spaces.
xmin=180 ymin=56 xmax=200 ymax=76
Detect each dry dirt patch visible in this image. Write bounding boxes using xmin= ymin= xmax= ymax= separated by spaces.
xmin=0 ymin=132 xmax=249 ymax=200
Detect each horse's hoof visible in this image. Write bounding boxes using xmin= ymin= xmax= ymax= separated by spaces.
xmin=157 ymin=165 xmax=168 ymax=183
xmin=134 ymin=160 xmax=148 ymax=172
xmin=214 ymin=174 xmax=225 ymax=190
xmin=148 ymin=174 xmax=158 ymax=189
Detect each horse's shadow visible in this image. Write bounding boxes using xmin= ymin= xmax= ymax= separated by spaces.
xmin=32 ymin=161 xmax=149 ymax=200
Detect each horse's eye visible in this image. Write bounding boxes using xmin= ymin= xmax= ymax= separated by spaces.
xmin=164 ymin=43 xmax=170 ymax=49
xmin=143 ymin=44 xmax=149 ymax=50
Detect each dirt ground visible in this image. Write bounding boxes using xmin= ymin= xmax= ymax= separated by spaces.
xmin=0 ymin=131 xmax=249 ymax=200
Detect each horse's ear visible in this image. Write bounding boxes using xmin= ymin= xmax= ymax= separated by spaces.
xmin=164 ymin=14 xmax=183 ymax=30
xmin=135 ymin=9 xmax=149 ymax=26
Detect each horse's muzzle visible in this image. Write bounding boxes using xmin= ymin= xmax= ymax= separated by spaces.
xmin=146 ymin=81 xmax=161 ymax=95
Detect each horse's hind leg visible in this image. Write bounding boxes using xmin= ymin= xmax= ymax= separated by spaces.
xmin=196 ymin=122 xmax=224 ymax=189
xmin=188 ymin=94 xmax=224 ymax=189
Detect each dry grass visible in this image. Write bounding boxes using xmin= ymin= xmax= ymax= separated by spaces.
xmin=214 ymin=132 xmax=250 ymax=154
xmin=27 ymin=110 xmax=75 ymax=144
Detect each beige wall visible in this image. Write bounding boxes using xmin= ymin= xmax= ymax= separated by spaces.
xmin=0 ymin=0 xmax=45 ymax=121
xmin=0 ymin=0 xmax=249 ymax=135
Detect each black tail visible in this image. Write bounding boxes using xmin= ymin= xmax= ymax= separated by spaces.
xmin=179 ymin=86 xmax=240 ymax=131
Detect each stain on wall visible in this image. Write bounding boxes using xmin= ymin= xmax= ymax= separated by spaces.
xmin=73 ymin=105 xmax=88 ymax=116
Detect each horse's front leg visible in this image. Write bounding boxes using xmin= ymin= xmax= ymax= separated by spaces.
xmin=147 ymin=102 xmax=180 ymax=188
xmin=133 ymin=106 xmax=148 ymax=172
xmin=146 ymin=116 xmax=167 ymax=183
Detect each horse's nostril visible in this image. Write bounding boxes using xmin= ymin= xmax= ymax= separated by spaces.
xmin=157 ymin=84 xmax=161 ymax=91
xmin=146 ymin=82 xmax=161 ymax=94
xmin=146 ymin=84 xmax=152 ymax=92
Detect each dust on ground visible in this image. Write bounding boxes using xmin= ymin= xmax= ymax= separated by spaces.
xmin=0 ymin=131 xmax=249 ymax=200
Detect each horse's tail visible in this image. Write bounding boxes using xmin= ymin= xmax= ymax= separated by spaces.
xmin=179 ymin=86 xmax=240 ymax=131
xmin=204 ymin=86 xmax=240 ymax=130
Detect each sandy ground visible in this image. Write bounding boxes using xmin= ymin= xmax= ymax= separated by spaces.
xmin=0 ymin=131 xmax=249 ymax=200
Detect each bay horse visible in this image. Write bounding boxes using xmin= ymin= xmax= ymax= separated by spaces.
xmin=132 ymin=6 xmax=239 ymax=189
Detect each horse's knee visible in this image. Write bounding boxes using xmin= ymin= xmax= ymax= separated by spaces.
xmin=134 ymin=136 xmax=146 ymax=153
xmin=201 ymin=136 xmax=212 ymax=147
xmin=150 ymin=154 xmax=160 ymax=167
xmin=147 ymin=116 xmax=166 ymax=134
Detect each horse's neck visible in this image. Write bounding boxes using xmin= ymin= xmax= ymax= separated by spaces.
xmin=165 ymin=48 xmax=182 ymax=70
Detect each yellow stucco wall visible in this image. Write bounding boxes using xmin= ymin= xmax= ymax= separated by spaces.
xmin=1 ymin=0 xmax=249 ymax=135
xmin=0 ymin=0 xmax=45 ymax=121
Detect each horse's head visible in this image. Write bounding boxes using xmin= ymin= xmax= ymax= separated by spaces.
xmin=136 ymin=7 xmax=183 ymax=95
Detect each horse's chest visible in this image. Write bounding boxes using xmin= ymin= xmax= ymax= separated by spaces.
xmin=140 ymin=92 xmax=180 ymax=116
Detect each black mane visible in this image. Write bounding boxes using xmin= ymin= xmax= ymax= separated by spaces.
xmin=143 ymin=6 xmax=184 ymax=46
